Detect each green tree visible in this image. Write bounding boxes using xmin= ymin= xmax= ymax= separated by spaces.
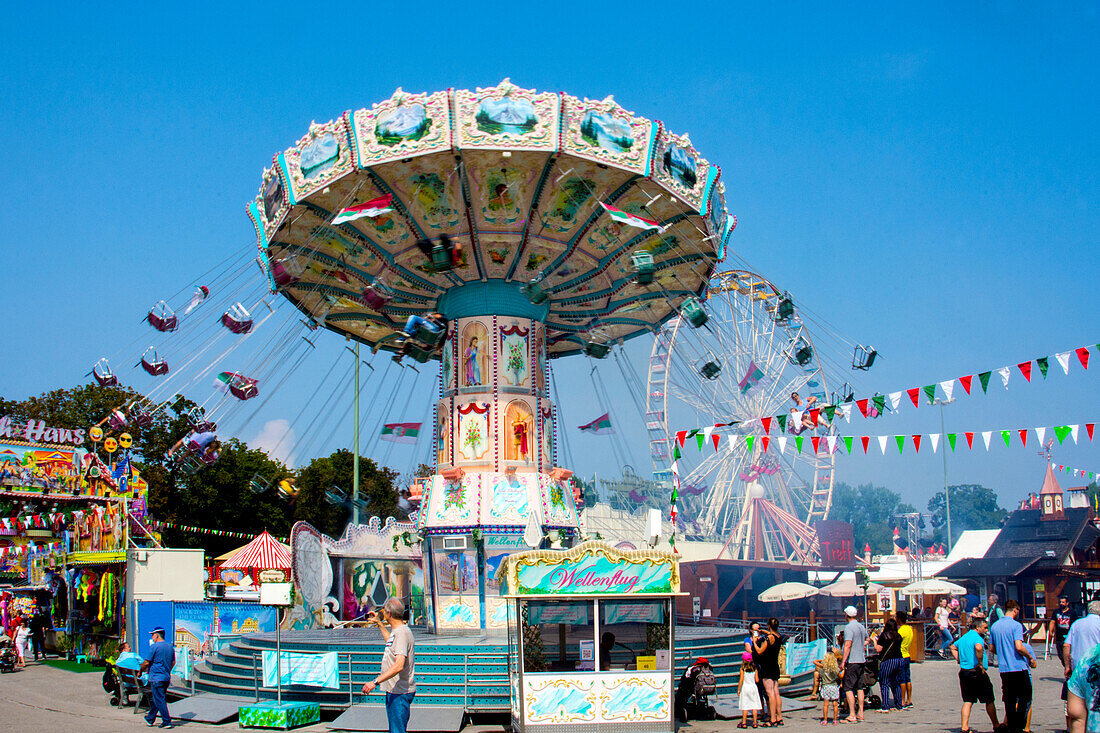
xmin=927 ymin=484 xmax=1007 ymax=544
xmin=292 ymin=449 xmax=400 ymax=538
xmin=155 ymin=437 xmax=292 ymax=555
xmin=827 ymin=482 xmax=916 ymax=554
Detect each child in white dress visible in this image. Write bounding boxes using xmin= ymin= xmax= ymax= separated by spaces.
xmin=739 ymin=653 xmax=762 ymax=727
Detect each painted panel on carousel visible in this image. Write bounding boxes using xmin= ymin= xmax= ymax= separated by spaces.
xmin=287 ymin=518 xmax=420 ymax=630
xmin=465 ymin=149 xmax=543 ymax=230
xmin=539 ymin=405 xmax=554 ymax=470
xmin=706 ymin=178 xmax=730 ymax=243
xmin=343 ymin=557 xmax=425 ymax=623
xmin=329 ymin=202 xmax=412 ymax=268
xmin=459 ymin=322 xmax=490 ymax=391
xmin=441 ymin=331 xmax=456 ymax=393
xmin=423 ymin=472 xmax=479 ymax=527
xmin=254 ymin=165 xmax=290 ymax=241
xmin=503 ymin=400 xmax=535 ymax=465
xmin=483 ymin=473 xmax=535 ymax=525
xmin=456 ymin=402 xmax=490 ymax=463
xmin=522 ymin=673 xmax=671 ymax=725
xmin=435 ymin=596 xmax=481 ymax=630
xmin=500 ymin=542 xmax=678 ymax=596
xmin=435 ymin=402 xmax=451 ymax=468
xmin=651 ymin=126 xmax=711 ymax=213
xmin=279 ymin=116 xmax=356 ymax=203
xmin=561 ymin=94 xmax=655 ymax=174
xmin=392 ymin=162 xmax=466 ymax=234
xmin=532 ymin=326 xmax=547 ymax=395
xmin=453 ymin=79 xmax=560 ymax=151
xmin=352 ymin=88 xmax=452 ymax=167
xmin=539 ymin=474 xmax=577 ymax=527
xmin=499 ymin=323 xmax=530 ymax=389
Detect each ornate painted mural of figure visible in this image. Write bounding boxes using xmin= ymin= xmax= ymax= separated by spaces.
xmin=505 ymin=400 xmax=533 ymax=463
xmin=461 ymin=322 xmax=488 ymax=387
xmin=437 ymin=411 xmax=449 ymax=465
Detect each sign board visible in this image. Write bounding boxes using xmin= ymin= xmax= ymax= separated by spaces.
xmin=815 ymin=520 xmax=856 ymax=568
xmin=501 ymin=543 xmax=678 ymax=596
xmin=260 ymin=582 xmax=293 ymax=606
xmin=692 ymin=597 xmax=701 ymax=621
xmin=259 ymin=569 xmax=286 ymax=583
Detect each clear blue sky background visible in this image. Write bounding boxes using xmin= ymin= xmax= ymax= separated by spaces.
xmin=1 ymin=3 xmax=1097 ymax=516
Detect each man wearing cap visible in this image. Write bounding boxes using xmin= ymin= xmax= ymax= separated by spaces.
xmin=840 ymin=605 xmax=868 ymax=723
xmin=140 ymin=627 xmax=176 ymax=728
xmin=362 ymin=598 xmax=416 ymax=733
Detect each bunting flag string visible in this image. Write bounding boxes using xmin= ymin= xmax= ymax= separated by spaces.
xmin=145 ymin=520 xmax=287 ymax=543
xmin=1054 ymin=462 xmax=1100 ymax=482
xmin=673 ymin=421 xmax=1096 ymax=460
xmin=674 ymin=341 xmax=1099 ymax=437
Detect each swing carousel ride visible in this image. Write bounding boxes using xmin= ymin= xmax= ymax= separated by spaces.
xmin=88 ymin=80 xmax=851 ymax=590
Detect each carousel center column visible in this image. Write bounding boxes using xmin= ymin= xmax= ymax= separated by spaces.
xmin=417 ymin=285 xmax=580 ymax=633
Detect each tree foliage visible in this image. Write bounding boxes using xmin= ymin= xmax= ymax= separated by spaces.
xmin=926 ymin=484 xmax=1007 ymax=544
xmin=827 ymin=482 xmax=916 ymax=554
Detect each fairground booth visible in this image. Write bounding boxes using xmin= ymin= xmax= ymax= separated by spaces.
xmin=499 ymin=542 xmax=679 ymax=733
xmin=0 ymin=419 xmax=152 ymax=660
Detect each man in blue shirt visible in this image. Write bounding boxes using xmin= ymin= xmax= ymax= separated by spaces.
xmin=140 ymin=627 xmax=176 ymax=728
xmin=952 ymin=617 xmax=999 ymax=733
xmin=990 ymin=600 xmax=1037 ymax=733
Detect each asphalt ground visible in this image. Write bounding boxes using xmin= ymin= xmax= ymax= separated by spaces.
xmin=0 ymin=652 xmax=1067 ymax=732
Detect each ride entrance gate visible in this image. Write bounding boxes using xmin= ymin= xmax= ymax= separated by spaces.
xmin=499 ymin=542 xmax=679 ymax=733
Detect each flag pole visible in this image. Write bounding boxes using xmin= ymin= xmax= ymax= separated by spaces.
xmin=353 ymin=342 xmax=360 ymax=525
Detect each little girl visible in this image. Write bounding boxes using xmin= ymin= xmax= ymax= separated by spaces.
xmin=738 ymin=653 xmax=762 ymax=728
xmin=818 ymin=649 xmax=841 ymax=724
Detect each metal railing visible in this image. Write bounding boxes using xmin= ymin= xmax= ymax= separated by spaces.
xmin=242 ymin=647 xmax=508 ymax=709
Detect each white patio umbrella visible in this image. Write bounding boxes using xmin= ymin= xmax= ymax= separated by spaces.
xmin=818 ymin=578 xmax=885 ymax=597
xmin=900 ymin=578 xmax=966 ymax=596
xmin=758 ymin=581 xmax=821 ymax=602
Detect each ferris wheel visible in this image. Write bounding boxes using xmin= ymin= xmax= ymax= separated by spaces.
xmin=645 ymin=270 xmax=835 ymax=563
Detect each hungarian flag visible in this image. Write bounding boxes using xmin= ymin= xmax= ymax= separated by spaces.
xmin=380 ymin=422 xmax=421 ymax=444
xmin=578 ymin=413 xmax=614 ymax=435
xmin=598 ymin=202 xmax=666 ymax=232
xmin=738 ymin=361 xmax=766 ymax=395
xmin=332 ymin=195 xmax=394 ymax=224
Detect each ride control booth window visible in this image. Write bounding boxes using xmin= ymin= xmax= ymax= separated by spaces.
xmin=521 ymin=600 xmax=594 ymax=673
xmin=598 ymin=599 xmax=671 ymax=671
xmin=520 ymin=599 xmax=671 ymax=673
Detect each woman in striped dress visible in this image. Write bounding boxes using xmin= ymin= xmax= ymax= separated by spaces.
xmin=874 ymin=618 xmax=906 ymax=712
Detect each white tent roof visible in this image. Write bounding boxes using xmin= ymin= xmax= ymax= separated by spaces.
xmin=943 ymin=529 xmax=1000 ymax=564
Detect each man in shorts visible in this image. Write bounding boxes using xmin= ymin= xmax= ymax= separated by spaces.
xmin=896 ymin=610 xmax=914 ymax=708
xmin=839 ymin=605 xmax=868 ymax=723
xmin=952 ymin=617 xmax=1000 ymax=733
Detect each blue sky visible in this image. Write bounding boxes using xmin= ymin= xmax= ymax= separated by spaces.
xmin=1 ymin=4 xmax=1097 ymax=516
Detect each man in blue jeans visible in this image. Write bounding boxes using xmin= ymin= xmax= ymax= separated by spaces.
xmin=362 ymin=598 xmax=416 ymax=733
xmin=140 ymin=627 xmax=176 ymax=728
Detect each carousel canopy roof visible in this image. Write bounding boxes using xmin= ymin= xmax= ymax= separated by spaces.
xmin=219 ymin=530 xmax=291 ymax=570
xmin=250 ymin=80 xmax=734 ymax=356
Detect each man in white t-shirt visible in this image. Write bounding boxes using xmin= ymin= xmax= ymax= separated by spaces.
xmin=362 ymin=598 xmax=417 ymax=733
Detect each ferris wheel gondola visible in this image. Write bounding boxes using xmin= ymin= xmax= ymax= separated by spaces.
xmin=646 ymin=270 xmax=835 ymax=563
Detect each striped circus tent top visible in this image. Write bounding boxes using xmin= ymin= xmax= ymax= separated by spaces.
xmin=220 ymin=530 xmax=291 ymax=570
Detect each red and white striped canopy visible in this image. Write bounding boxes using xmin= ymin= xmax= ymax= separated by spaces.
xmin=220 ymin=530 xmax=291 ymax=570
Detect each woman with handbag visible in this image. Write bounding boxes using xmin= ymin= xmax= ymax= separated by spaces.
xmin=874 ymin=618 xmax=905 ymax=711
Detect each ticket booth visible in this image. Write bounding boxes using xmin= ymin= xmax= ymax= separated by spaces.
xmin=498 ymin=542 xmax=679 ymax=733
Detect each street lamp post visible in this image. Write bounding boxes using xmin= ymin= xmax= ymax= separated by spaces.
xmin=934 ymin=398 xmax=956 ymax=548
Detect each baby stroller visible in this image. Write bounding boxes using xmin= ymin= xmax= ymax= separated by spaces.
xmin=0 ymin=637 xmax=17 ymax=673
xmin=676 ymin=657 xmax=718 ymax=722
xmin=839 ymin=656 xmax=881 ymax=715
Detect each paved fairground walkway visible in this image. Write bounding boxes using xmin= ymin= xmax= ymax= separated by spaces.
xmin=0 ymin=653 xmax=1067 ymax=732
